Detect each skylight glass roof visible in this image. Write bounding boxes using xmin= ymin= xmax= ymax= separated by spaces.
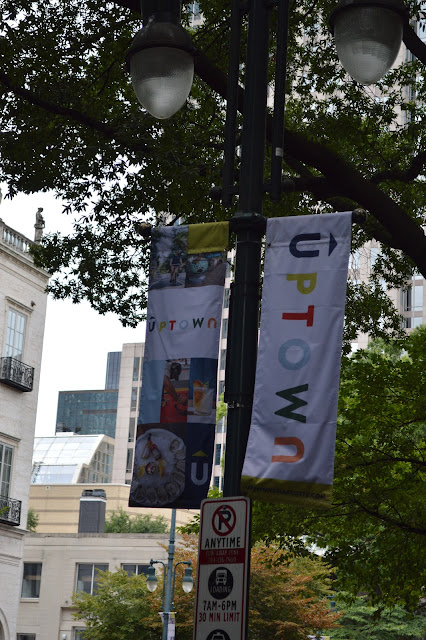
xmin=31 ymin=434 xmax=114 ymax=484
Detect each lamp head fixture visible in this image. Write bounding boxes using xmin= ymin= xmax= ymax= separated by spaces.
xmin=126 ymin=0 xmax=195 ymax=119
xmin=146 ymin=564 xmax=158 ymax=592
xmin=181 ymin=564 xmax=194 ymax=593
xmin=329 ymin=0 xmax=409 ymax=84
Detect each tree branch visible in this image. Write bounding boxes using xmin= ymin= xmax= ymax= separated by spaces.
xmin=355 ymin=501 xmax=426 ymax=536
xmin=10 ymin=0 xmax=426 ymax=278
xmin=371 ymin=149 xmax=426 ymax=184
xmin=0 ymin=70 xmax=150 ymax=157
xmin=192 ymin=49 xmax=426 ymax=276
xmin=403 ymin=22 xmax=426 ymax=66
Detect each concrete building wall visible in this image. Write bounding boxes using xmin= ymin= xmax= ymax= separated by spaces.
xmin=0 ymin=217 xmax=49 ymax=640
xmin=348 ymin=241 xmax=425 ymax=352
xmin=111 ymin=342 xmax=144 ymax=485
xmin=17 ymin=532 xmax=169 ymax=640
xmin=28 ymin=483 xmax=197 ymax=533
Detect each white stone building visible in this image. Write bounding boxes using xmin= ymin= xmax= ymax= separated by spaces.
xmin=0 ymin=216 xmax=49 ymax=640
xmin=17 ymin=531 xmax=169 ymax=640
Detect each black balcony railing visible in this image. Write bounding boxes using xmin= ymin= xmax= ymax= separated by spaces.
xmin=0 ymin=357 xmax=34 ymax=392
xmin=0 ymin=495 xmax=22 ymax=526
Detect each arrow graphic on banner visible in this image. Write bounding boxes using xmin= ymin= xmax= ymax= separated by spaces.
xmin=289 ymin=232 xmax=338 ymax=258
xmin=328 ymin=233 xmax=337 ymax=256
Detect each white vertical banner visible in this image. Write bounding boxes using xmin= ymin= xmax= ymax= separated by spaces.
xmin=241 ymin=212 xmax=352 ymax=507
xmin=159 ymin=612 xmax=176 ymax=640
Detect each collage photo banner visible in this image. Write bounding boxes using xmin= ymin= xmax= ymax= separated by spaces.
xmin=241 ymin=212 xmax=352 ymax=508
xmin=129 ymin=222 xmax=229 ymax=509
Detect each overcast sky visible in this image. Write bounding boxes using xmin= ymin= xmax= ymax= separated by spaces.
xmin=1 ymin=188 xmax=145 ymax=436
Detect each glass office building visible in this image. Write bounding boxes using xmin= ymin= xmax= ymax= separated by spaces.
xmin=105 ymin=352 xmax=121 ymax=390
xmin=55 ymin=390 xmax=118 ymax=438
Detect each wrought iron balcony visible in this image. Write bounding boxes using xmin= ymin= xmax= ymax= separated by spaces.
xmin=0 ymin=495 xmax=21 ymax=526
xmin=0 ymin=357 xmax=34 ymax=392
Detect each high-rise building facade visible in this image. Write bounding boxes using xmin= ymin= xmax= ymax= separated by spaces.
xmin=111 ymin=342 xmax=144 ymax=484
xmin=0 ymin=215 xmax=49 ymax=640
xmin=105 ymin=351 xmax=121 ymax=390
xmin=55 ymin=389 xmax=118 ymax=438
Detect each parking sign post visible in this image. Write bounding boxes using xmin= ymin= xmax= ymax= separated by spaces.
xmin=194 ymin=497 xmax=251 ymax=640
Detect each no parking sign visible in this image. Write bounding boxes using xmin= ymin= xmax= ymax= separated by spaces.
xmin=193 ymin=497 xmax=251 ymax=640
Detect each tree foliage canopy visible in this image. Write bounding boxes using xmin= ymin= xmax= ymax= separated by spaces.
xmin=1 ymin=0 xmax=426 ymax=327
xmin=182 ymin=328 xmax=426 ymax=609
xmin=249 ymin=327 xmax=426 ymax=610
xmin=331 ymin=596 xmax=426 ymax=640
xmin=72 ymin=535 xmax=340 ymax=640
xmin=104 ymin=507 xmax=169 ymax=533
xmin=26 ymin=507 xmax=39 ymax=532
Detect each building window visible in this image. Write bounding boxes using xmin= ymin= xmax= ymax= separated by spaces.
xmin=215 ymin=444 xmax=221 ymax=466
xmin=17 ymin=635 xmax=36 ymax=640
xmin=414 ymin=284 xmax=423 ymax=310
xmin=213 ymin=476 xmax=220 ymax=488
xmin=220 ymin=349 xmax=226 ymax=371
xmin=73 ymin=629 xmax=87 ymax=640
xmin=0 ymin=442 xmax=13 ymax=497
xmin=4 ymin=309 xmax=26 ymax=360
xmin=126 ymin=448 xmax=134 ymax=474
xmin=218 ymin=380 xmax=225 ymax=397
xmin=402 ymin=284 xmax=423 ymax=312
xmin=21 ymin=563 xmax=42 ymax=598
xmin=133 ymin=357 xmax=140 ymax=382
xmin=413 ymin=317 xmax=423 ymax=328
xmin=223 ymin=287 xmax=230 ymax=308
xmin=402 ymin=287 xmax=412 ymax=311
xmin=128 ymin=417 xmax=135 ymax=443
xmin=222 ymin=318 xmax=228 ymax=339
xmin=216 ymin=419 xmax=223 ymax=434
xmin=76 ymin=564 xmax=108 ymax=594
xmin=122 ymin=564 xmax=150 ymax=576
xmin=131 ymin=388 xmax=138 ymax=411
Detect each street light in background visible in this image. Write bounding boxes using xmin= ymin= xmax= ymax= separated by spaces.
xmin=146 ymin=509 xmax=193 ymax=640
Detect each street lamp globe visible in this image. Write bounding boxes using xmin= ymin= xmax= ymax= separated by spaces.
xmin=329 ymin=0 xmax=408 ymax=85
xmin=126 ymin=19 xmax=194 ymax=119
xmin=181 ymin=565 xmax=194 ymax=593
xmin=146 ymin=565 xmax=158 ymax=592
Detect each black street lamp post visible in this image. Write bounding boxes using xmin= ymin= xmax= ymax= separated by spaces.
xmin=132 ymin=0 xmax=426 ymax=499
xmin=126 ymin=0 xmax=426 ymax=496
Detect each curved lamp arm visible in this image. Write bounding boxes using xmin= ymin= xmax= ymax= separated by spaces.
xmin=403 ymin=22 xmax=426 ymax=65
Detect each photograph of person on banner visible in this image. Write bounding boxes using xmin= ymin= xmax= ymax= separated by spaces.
xmin=148 ymin=227 xmax=187 ymax=290
xmin=161 ymin=359 xmax=189 ymax=423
